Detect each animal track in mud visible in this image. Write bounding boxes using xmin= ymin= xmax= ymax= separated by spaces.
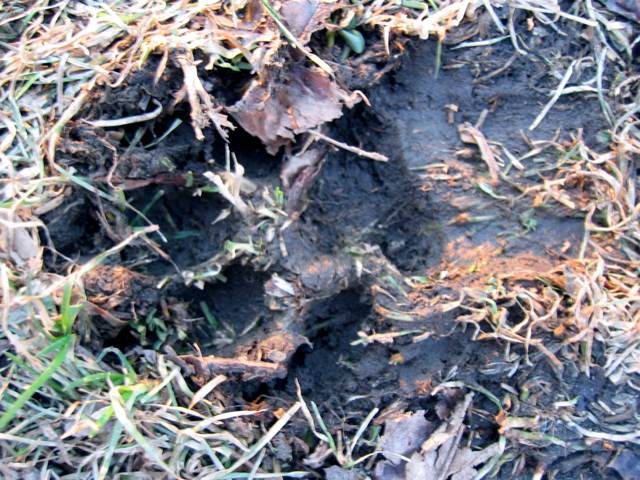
xmin=286 ymin=288 xmax=380 ymax=398
xmin=45 ymin=40 xmax=446 ymax=408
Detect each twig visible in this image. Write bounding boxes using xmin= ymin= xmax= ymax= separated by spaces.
xmin=312 ymin=130 xmax=388 ymax=162
xmin=473 ymin=53 xmax=518 ymax=84
xmin=84 ymin=98 xmax=163 ymax=128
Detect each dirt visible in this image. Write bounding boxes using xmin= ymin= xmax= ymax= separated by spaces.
xmin=43 ymin=19 xmax=639 ymax=479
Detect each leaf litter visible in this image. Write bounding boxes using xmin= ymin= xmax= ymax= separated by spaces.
xmin=229 ymin=66 xmax=359 ymax=154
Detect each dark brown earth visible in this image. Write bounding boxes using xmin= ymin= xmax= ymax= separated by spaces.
xmin=42 ymin=20 xmax=639 ymax=479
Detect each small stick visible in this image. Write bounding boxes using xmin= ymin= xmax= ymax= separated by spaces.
xmin=312 ymin=130 xmax=388 ymax=162
xmin=473 ymin=53 xmax=517 ymax=84
xmin=84 ymin=98 xmax=163 ymax=128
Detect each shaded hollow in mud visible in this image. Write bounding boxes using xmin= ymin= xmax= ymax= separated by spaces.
xmin=286 ymin=288 xmax=380 ymax=400
xmin=126 ymin=186 xmax=234 ymax=273
xmin=182 ymin=263 xmax=271 ymax=355
xmin=41 ymin=194 xmax=104 ymax=264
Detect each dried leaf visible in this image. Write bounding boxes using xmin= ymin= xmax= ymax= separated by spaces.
xmin=271 ymin=274 xmax=296 ymax=296
xmin=230 ymin=67 xmax=357 ymax=153
xmin=374 ymin=459 xmax=405 ymax=480
xmin=421 ymin=393 xmax=472 ymax=453
xmin=280 ymin=0 xmax=345 ymax=45
xmin=281 ymin=148 xmax=325 ymax=189
xmin=609 ymin=450 xmax=640 ymax=480
xmin=380 ymin=410 xmax=432 ymax=465
xmin=403 ymin=393 xmax=503 ymax=480
xmin=448 ymin=444 xmax=502 ymax=476
xmin=405 ymin=450 xmax=437 ymax=480
xmin=325 ymin=466 xmax=359 ymax=480
xmin=458 ymin=122 xmax=501 ymax=184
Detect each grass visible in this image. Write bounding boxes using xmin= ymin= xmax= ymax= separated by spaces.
xmin=1 ymin=0 xmax=639 ymax=478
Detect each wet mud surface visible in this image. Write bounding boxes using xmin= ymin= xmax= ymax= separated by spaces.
xmin=44 ymin=26 xmax=637 ymax=479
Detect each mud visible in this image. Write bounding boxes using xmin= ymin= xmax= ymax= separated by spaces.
xmin=44 ymin=18 xmax=636 ymax=479
xmin=125 ymin=186 xmax=233 ymax=272
xmin=304 ymin=110 xmax=441 ymax=273
xmin=186 ymin=264 xmax=272 ymax=354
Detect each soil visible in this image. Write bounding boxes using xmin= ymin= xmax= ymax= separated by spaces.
xmin=43 ymin=20 xmax=638 ymax=479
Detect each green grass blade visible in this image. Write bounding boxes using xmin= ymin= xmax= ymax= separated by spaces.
xmin=0 ymin=335 xmax=72 ymax=431
xmin=60 ymin=282 xmax=82 ymax=334
xmin=109 ymin=387 xmax=176 ymax=477
xmin=98 ymin=421 xmax=124 ymax=480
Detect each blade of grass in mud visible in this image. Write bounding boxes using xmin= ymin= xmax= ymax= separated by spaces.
xmin=139 ymin=367 xmax=181 ymax=403
xmin=109 ymin=385 xmax=176 ymax=477
xmin=98 ymin=420 xmax=124 ymax=480
xmin=437 ymin=381 xmax=503 ymax=412
xmin=401 ymin=0 xmax=428 ymax=10
xmin=434 ymin=38 xmax=442 ymax=79
xmin=59 ymin=282 xmax=82 ymax=334
xmin=97 ymin=347 xmax=137 ymax=382
xmin=338 ymin=29 xmax=365 ymax=54
xmin=188 ymin=374 xmax=227 ymax=409
xmin=216 ymin=474 xmax=309 ymax=479
xmin=215 ymin=402 xmax=302 ymax=478
xmin=311 ymin=401 xmax=337 ymax=452
xmin=0 ymin=335 xmax=72 ymax=430
xmin=131 ymin=189 xmax=165 ymax=226
xmin=200 ymin=301 xmax=221 ymax=330
xmin=349 ymin=407 xmax=379 ymax=457
xmin=64 ymin=372 xmax=128 ymax=392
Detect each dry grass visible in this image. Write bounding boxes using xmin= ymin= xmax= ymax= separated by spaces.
xmin=1 ymin=0 xmax=639 ymax=477
xmin=405 ymin=21 xmax=640 ymax=463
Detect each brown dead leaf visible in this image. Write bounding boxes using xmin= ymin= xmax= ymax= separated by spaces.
xmin=281 ymin=148 xmax=325 ymax=189
xmin=404 ymin=392 xmax=503 ymax=480
xmin=609 ymin=449 xmax=640 ymax=480
xmin=324 ymin=465 xmax=360 ymax=480
xmin=380 ymin=410 xmax=432 ymax=465
xmin=229 ymin=67 xmax=358 ymax=153
xmin=447 ymin=444 xmax=502 ymax=479
xmin=280 ymin=0 xmax=345 ymax=45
